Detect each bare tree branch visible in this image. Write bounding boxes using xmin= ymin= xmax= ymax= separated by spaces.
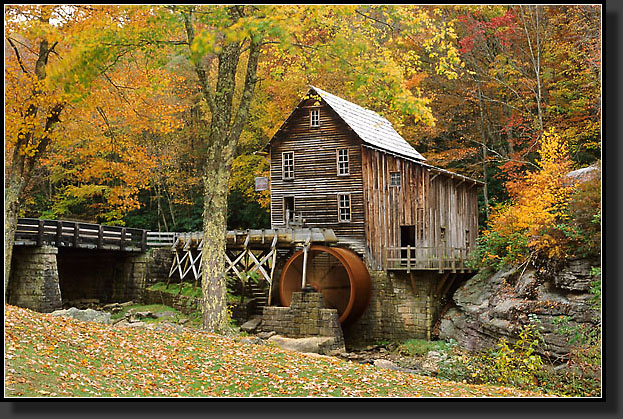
xmin=6 ymin=37 xmax=30 ymax=75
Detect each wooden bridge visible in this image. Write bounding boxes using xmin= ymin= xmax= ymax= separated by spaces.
xmin=14 ymin=218 xmax=341 ymax=305
xmin=14 ymin=218 xmax=148 ymax=252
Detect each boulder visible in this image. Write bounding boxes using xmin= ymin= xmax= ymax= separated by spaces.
xmin=267 ymin=335 xmax=345 ymax=355
xmin=373 ymin=359 xmax=399 ymax=370
xmin=240 ymin=337 xmax=265 ymax=346
xmin=438 ymin=258 xmax=600 ymax=359
xmin=50 ymin=307 xmax=111 ymax=324
xmin=240 ymin=317 xmax=262 ymax=333
xmin=133 ymin=311 xmax=157 ymax=320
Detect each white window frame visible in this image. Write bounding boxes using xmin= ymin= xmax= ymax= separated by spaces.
xmin=390 ymin=171 xmax=401 ymax=187
xmin=337 ymin=193 xmax=351 ymax=223
xmin=282 ymin=151 xmax=294 ymax=180
xmin=310 ymin=108 xmax=320 ymax=127
xmin=337 ymin=148 xmax=349 ymax=176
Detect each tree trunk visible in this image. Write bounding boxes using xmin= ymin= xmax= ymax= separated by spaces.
xmin=4 ymin=181 xmax=22 ymax=294
xmin=182 ymin=6 xmax=262 ymax=332
xmin=200 ymin=165 xmax=232 ymax=332
xmin=477 ymin=84 xmax=490 ymax=220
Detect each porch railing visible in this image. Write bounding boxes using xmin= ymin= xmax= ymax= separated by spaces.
xmin=384 ymin=245 xmax=472 ymax=273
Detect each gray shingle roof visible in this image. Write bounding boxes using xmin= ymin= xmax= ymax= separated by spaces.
xmin=310 ymin=86 xmax=426 ymax=161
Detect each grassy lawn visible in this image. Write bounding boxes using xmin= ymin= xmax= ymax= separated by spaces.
xmin=4 ymin=304 xmax=550 ymax=398
xmin=147 ymin=282 xmax=202 ymax=299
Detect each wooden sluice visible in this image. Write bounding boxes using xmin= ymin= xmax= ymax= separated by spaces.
xmin=166 ymin=228 xmax=339 ymax=304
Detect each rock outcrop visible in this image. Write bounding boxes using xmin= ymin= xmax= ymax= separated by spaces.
xmin=438 ymin=258 xmax=600 ymax=359
xmin=50 ymin=307 xmax=112 ymax=324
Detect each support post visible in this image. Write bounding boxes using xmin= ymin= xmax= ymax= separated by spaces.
xmin=97 ymin=225 xmax=104 ymax=249
xmin=301 ymin=233 xmax=311 ymax=289
xmin=141 ymin=230 xmax=147 ymax=252
xmin=301 ymin=245 xmax=309 ymax=289
xmin=120 ymin=227 xmax=126 ymax=251
xmin=55 ymin=221 xmax=63 ymax=247
xmin=73 ymin=223 xmax=80 ymax=248
xmin=36 ymin=219 xmax=45 ymax=246
xmin=267 ymin=235 xmax=278 ymax=306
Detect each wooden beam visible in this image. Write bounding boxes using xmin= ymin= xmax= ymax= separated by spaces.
xmin=434 ymin=272 xmax=451 ymax=297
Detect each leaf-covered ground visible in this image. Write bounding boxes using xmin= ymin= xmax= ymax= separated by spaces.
xmin=4 ymin=304 xmax=550 ymax=398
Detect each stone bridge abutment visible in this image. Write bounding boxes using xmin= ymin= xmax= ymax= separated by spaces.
xmin=7 ymin=245 xmax=150 ymax=312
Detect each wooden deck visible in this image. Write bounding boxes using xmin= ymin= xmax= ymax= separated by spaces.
xmin=384 ymin=246 xmax=473 ymax=273
xmin=14 ymin=218 xmax=147 ymax=252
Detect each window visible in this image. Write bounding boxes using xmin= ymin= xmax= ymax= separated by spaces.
xmin=310 ymin=108 xmax=320 ymax=127
xmin=390 ymin=171 xmax=401 ymax=187
xmin=337 ymin=148 xmax=349 ymax=176
xmin=282 ymin=152 xmax=294 ymax=180
xmin=338 ymin=193 xmax=351 ymax=222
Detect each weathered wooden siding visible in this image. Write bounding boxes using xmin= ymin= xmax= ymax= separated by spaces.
xmin=269 ymin=99 xmax=366 ymax=252
xmin=361 ymin=147 xmax=479 ymax=270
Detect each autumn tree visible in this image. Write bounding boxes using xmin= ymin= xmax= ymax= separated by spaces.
xmin=4 ymin=5 xmax=138 ymax=289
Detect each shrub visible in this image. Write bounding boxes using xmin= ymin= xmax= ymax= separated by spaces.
xmin=438 ymin=318 xmax=546 ymax=390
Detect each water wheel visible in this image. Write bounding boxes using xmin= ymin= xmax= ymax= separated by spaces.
xmin=279 ymin=245 xmax=371 ymax=326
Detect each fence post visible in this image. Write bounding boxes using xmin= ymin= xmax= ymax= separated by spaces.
xmin=36 ymin=219 xmax=45 ymax=246
xmin=120 ymin=227 xmax=126 ymax=251
xmin=407 ymin=245 xmax=411 ymax=274
xmin=56 ymin=221 xmax=63 ymax=247
xmin=141 ymin=230 xmax=147 ymax=252
xmin=451 ymin=247 xmax=456 ymax=272
xmin=97 ymin=225 xmax=104 ymax=249
xmin=73 ymin=223 xmax=80 ymax=248
xmin=438 ymin=244 xmax=444 ymax=273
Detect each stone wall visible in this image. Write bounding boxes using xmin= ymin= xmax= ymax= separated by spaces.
xmin=261 ymin=291 xmax=345 ymax=352
xmin=144 ymin=248 xmax=174 ymax=287
xmin=8 ymin=246 xmax=62 ymax=313
xmin=112 ymin=253 xmax=149 ymax=302
xmin=344 ymin=270 xmax=445 ymax=346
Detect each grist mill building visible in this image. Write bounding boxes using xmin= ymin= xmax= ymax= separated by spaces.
xmin=263 ymin=86 xmax=482 ymax=343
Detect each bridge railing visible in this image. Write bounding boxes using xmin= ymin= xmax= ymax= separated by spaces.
xmin=145 ymin=231 xmax=180 ymax=247
xmin=15 ymin=218 xmax=147 ymax=252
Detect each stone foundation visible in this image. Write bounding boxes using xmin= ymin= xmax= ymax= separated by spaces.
xmin=8 ymin=246 xmax=62 ymax=313
xmin=344 ymin=270 xmax=445 ymax=346
xmin=261 ymin=291 xmax=345 ymax=353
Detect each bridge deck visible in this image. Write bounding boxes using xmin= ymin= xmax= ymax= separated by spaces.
xmin=145 ymin=228 xmax=339 ymax=249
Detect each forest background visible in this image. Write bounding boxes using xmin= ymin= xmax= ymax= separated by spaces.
xmin=5 ymin=4 xmax=600 ymax=229
xmin=5 ymin=5 xmax=601 ymax=324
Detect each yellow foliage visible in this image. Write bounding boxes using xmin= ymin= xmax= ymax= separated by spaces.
xmin=487 ymin=129 xmax=576 ymax=260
